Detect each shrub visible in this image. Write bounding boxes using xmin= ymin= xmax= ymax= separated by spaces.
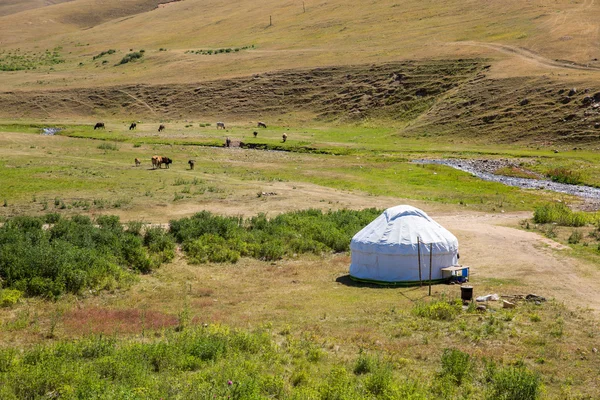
xmin=413 ymin=299 xmax=462 ymax=321
xmin=568 ymin=230 xmax=583 ymax=244
xmin=533 ymin=202 xmax=588 ymax=227
xmin=0 ymin=214 xmax=167 ymax=298
xmin=440 ymin=348 xmax=472 ymax=385
xmin=0 ymin=289 xmax=22 ymax=307
xmin=144 ymin=227 xmax=176 ymax=262
xmin=353 ymin=351 xmax=376 ymax=375
xmin=486 ymin=366 xmax=541 ymax=400
xmin=117 ymin=51 xmax=143 ymax=65
xmin=546 ymin=167 xmax=582 ymax=185
xmin=92 ymin=49 xmax=116 ymax=60
xmin=184 ymin=234 xmax=240 ymax=264
xmin=170 ymin=208 xmax=381 ymax=264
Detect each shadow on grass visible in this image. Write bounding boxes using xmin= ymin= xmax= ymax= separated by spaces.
xmin=335 ymin=274 xmax=433 ymax=302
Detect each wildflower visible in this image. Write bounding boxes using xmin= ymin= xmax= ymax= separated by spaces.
xmin=228 ymin=380 xmax=233 ymax=386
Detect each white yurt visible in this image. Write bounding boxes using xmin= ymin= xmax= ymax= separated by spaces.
xmin=349 ymin=205 xmax=459 ymax=285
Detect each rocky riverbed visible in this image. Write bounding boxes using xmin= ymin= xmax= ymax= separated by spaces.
xmin=414 ymin=159 xmax=600 ymax=206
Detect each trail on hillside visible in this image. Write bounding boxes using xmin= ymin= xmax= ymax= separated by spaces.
xmin=451 ymin=41 xmax=600 ymax=71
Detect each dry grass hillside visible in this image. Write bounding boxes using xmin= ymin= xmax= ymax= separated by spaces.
xmin=1 ymin=0 xmax=600 ymax=143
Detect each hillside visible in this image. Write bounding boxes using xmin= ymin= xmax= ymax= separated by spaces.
xmin=1 ymin=0 xmax=600 ymax=144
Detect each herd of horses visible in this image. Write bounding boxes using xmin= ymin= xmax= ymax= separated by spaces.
xmin=94 ymin=120 xmax=289 ymax=170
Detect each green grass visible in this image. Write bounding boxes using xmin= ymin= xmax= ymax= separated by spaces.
xmin=0 ymin=123 xmax=586 ymax=213
xmin=0 ymin=300 xmax=575 ymax=399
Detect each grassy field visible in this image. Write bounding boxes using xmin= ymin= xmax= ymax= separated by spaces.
xmin=2 ymin=0 xmax=600 ymax=397
xmin=0 ymin=123 xmax=590 ymax=220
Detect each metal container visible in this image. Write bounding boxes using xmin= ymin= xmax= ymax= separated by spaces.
xmin=460 ymin=285 xmax=473 ymax=302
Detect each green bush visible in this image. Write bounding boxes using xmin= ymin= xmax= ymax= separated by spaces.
xmin=353 ymin=352 xmax=376 ymax=375
xmin=170 ymin=208 xmax=381 ymax=264
xmin=413 ymin=299 xmax=462 ymax=321
xmin=533 ymin=202 xmax=589 ymax=227
xmin=0 ymin=289 xmax=22 ymax=307
xmin=568 ymin=230 xmax=583 ymax=244
xmin=117 ymin=51 xmax=143 ymax=65
xmin=440 ymin=348 xmax=472 ymax=385
xmin=546 ymin=167 xmax=582 ymax=185
xmin=0 ymin=215 xmax=172 ymax=298
xmin=486 ymin=365 xmax=541 ymax=400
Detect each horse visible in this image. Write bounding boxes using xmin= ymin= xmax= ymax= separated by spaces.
xmin=158 ymin=124 xmax=165 ymax=132
xmin=188 ymin=160 xmax=195 ymax=170
xmin=216 ymin=122 xmax=226 ymax=129
xmin=134 ymin=158 xmax=141 ymax=167
xmin=129 ymin=123 xmax=137 ymax=130
xmin=225 ymin=137 xmax=231 ymax=147
xmin=257 ymin=121 xmax=267 ymax=128
xmin=253 ymin=131 xmax=258 ymax=138
xmin=94 ymin=122 xmax=105 ymax=130
xmin=282 ymin=133 xmax=287 ymax=143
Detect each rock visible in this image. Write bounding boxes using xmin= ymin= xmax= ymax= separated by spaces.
xmin=476 ymin=305 xmax=487 ymax=312
xmin=503 ymin=300 xmax=516 ymax=309
xmin=568 ymin=88 xmax=577 ymax=96
xmin=594 ymin=92 xmax=600 ymax=102
xmin=526 ymin=294 xmax=546 ymax=302
xmin=520 ymin=98 xmax=529 ymax=106
xmin=560 ymin=97 xmax=572 ymax=104
xmin=554 ymin=149 xmax=559 ymax=153
xmin=582 ymin=96 xmax=593 ymax=105
xmin=595 ymin=123 xmax=600 ymax=129
xmin=415 ymin=88 xmax=427 ymax=97
xmin=593 ymin=348 xmax=598 ymax=353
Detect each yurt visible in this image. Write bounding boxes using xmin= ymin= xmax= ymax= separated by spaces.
xmin=349 ymin=205 xmax=459 ymax=285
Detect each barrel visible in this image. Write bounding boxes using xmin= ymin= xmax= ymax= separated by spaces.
xmin=460 ymin=285 xmax=473 ymax=302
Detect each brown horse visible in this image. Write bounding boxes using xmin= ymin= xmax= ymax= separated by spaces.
xmin=158 ymin=124 xmax=165 ymax=132
xmin=282 ymin=133 xmax=287 ymax=143
xmin=94 ymin=122 xmax=105 ymax=130
xmin=216 ymin=122 xmax=226 ymax=129
xmin=129 ymin=123 xmax=137 ymax=130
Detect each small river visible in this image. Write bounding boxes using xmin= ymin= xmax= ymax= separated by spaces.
xmin=414 ymin=159 xmax=600 ymax=200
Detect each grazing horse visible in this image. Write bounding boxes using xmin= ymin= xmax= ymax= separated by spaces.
xmin=282 ymin=133 xmax=287 ymax=143
xmin=158 ymin=124 xmax=165 ymax=132
xmin=257 ymin=121 xmax=267 ymax=128
xmin=188 ymin=160 xmax=195 ymax=170
xmin=134 ymin=158 xmax=141 ymax=167
xmin=253 ymin=131 xmax=258 ymax=138
xmin=216 ymin=122 xmax=226 ymax=129
xmin=225 ymin=137 xmax=231 ymax=147
xmin=129 ymin=123 xmax=137 ymax=130
xmin=94 ymin=122 xmax=105 ymax=130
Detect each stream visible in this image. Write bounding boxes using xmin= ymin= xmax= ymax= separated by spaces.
xmin=414 ymin=159 xmax=600 ymax=200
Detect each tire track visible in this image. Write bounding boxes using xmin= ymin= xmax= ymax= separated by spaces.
xmin=450 ymin=40 xmax=600 ymax=71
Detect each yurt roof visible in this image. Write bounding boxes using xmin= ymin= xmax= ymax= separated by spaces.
xmin=350 ymin=205 xmax=458 ymax=255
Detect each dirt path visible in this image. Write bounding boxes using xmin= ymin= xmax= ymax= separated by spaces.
xmin=439 ymin=212 xmax=600 ymax=312
xmin=450 ymin=41 xmax=600 ymax=71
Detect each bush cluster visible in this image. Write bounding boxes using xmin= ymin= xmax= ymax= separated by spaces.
xmin=117 ymin=50 xmax=144 ymax=65
xmin=533 ymin=202 xmax=590 ymax=226
xmin=169 ymin=208 xmax=381 ymax=263
xmin=184 ymin=45 xmax=254 ymax=56
xmin=546 ymin=167 xmax=582 ymax=185
xmin=0 ymin=215 xmax=175 ymax=298
xmin=92 ymin=49 xmax=116 ymax=60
